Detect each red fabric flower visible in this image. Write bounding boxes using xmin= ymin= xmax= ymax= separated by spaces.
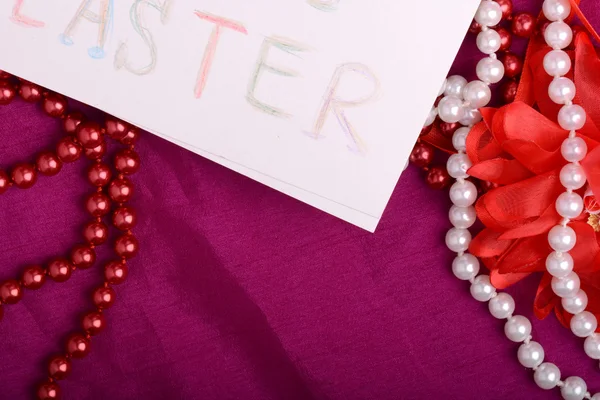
xmin=467 ymin=33 xmax=600 ymax=328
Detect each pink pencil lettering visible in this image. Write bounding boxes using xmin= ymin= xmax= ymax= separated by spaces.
xmin=10 ymin=0 xmax=45 ymax=27
xmin=194 ymin=11 xmax=248 ymax=99
xmin=309 ymin=63 xmax=380 ymax=154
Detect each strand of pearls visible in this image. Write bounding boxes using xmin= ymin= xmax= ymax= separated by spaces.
xmin=540 ymin=0 xmax=600 ymax=366
xmin=444 ymin=1 xmax=598 ymax=399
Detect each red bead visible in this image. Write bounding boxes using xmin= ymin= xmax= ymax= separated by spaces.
xmin=83 ymin=221 xmax=109 ymax=245
xmin=469 ymin=20 xmax=481 ymax=34
xmin=0 ymin=80 xmax=16 ymax=105
xmin=496 ymin=0 xmax=513 ymax=19
xmin=409 ymin=142 xmax=435 ymax=169
xmin=56 ymin=137 xmax=82 ymax=163
xmin=112 ymin=206 xmax=137 ymax=231
xmin=36 ymin=152 xmax=62 ymax=176
xmin=511 ymin=12 xmax=535 ymax=38
xmin=42 ymin=93 xmax=68 ymax=118
xmin=426 ymin=166 xmax=451 ymax=190
xmin=76 ymin=121 xmax=104 ymax=149
xmin=105 ymin=118 xmax=129 ymax=140
xmin=497 ymin=27 xmax=513 ymax=52
xmin=439 ymin=122 xmax=460 ymax=138
xmin=63 ymin=112 xmax=85 ymax=135
xmin=120 ymin=127 xmax=139 ymax=145
xmin=87 ymin=163 xmax=112 ymax=187
xmin=85 ymin=192 xmax=111 ymax=217
xmin=420 ymin=124 xmax=432 ymax=137
xmin=500 ymin=79 xmax=519 ymax=104
xmin=0 ymin=70 xmax=11 ymax=80
xmin=115 ymin=234 xmax=139 ymax=259
xmin=47 ymin=258 xmax=73 ymax=283
xmin=70 ymin=244 xmax=96 ymax=269
xmin=18 ymin=81 xmax=43 ymax=102
xmin=115 ymin=149 xmax=140 ymax=175
xmin=93 ymin=286 xmax=116 ymax=309
xmin=48 ymin=355 xmax=71 ymax=380
xmin=84 ymin=141 xmax=106 ymax=160
xmin=11 ymin=163 xmax=37 ymax=189
xmin=0 ymin=170 xmax=9 ymax=194
xmin=82 ymin=311 xmax=106 ymax=335
xmin=22 ymin=265 xmax=46 ymax=290
xmin=36 ymin=382 xmax=61 ymax=400
xmin=109 ymin=178 xmax=134 ymax=203
xmin=66 ymin=333 xmax=91 ymax=358
xmin=0 ymin=305 xmax=3 ymax=321
xmin=0 ymin=280 xmax=22 ymax=304
xmin=104 ymin=261 xmax=128 ymax=284
xmin=501 ymin=52 xmax=523 ymax=78
xmin=481 ymin=180 xmax=500 ymax=192
xmin=538 ymin=20 xmax=551 ymax=37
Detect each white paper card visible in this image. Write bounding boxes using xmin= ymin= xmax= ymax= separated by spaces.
xmin=0 ymin=0 xmax=479 ymax=231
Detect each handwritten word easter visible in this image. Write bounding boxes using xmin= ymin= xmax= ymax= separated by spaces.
xmin=9 ymin=0 xmax=380 ymax=153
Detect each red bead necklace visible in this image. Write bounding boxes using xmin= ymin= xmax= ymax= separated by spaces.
xmin=0 ymin=71 xmax=140 ymax=400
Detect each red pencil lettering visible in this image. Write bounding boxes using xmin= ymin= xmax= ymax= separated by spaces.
xmin=194 ymin=11 xmax=247 ymax=99
xmin=11 ymin=0 xmax=45 ymax=27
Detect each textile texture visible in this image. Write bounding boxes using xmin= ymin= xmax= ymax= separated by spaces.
xmin=1 ymin=0 xmax=599 ymax=398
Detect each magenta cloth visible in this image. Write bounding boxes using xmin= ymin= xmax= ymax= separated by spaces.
xmin=2 ymin=1 xmax=600 ymax=398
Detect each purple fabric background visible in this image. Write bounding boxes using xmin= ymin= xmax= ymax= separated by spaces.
xmin=1 ymin=0 xmax=600 ymax=398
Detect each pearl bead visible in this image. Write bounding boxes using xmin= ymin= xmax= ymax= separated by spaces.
xmin=452 ymin=128 xmax=470 ymax=152
xmin=426 ymin=166 xmax=451 ymax=190
xmin=85 ymin=141 xmax=107 ymax=160
xmin=115 ymin=149 xmax=141 ymax=175
xmin=0 ymin=280 xmax=22 ymax=304
xmin=42 ymin=93 xmax=67 ymax=118
xmin=424 ymin=107 xmax=437 ymax=127
xmin=584 ymin=334 xmax=600 ymax=359
xmin=562 ymin=290 xmax=588 ymax=314
xmin=83 ymin=221 xmax=109 ymax=245
xmin=534 ymin=362 xmax=561 ymax=390
xmin=105 ymin=118 xmax=129 ymax=140
xmin=561 ymin=376 xmax=587 ymax=400
xmin=56 ymin=137 xmax=82 ymax=163
xmin=410 ymin=142 xmax=434 ymax=169
xmin=555 ymin=192 xmax=584 ymax=219
xmin=475 ymin=1 xmax=503 ymax=27
xmin=549 ymin=77 xmax=576 ymax=105
xmin=86 ymin=192 xmax=111 ymax=217
xmin=440 ymin=122 xmax=460 ymax=138
xmin=0 ymin=170 xmax=9 ymax=194
xmin=444 ymin=75 xmax=468 ymax=98
xmin=551 ymin=271 xmax=580 ymax=298
xmin=21 ymin=265 xmax=46 ymax=290
xmin=36 ymin=152 xmax=62 ymax=176
xmin=115 ymin=233 xmax=139 ymax=259
xmin=546 ymin=251 xmax=574 ymax=278
xmin=449 ymin=205 xmax=476 ymax=229
xmin=476 ymin=57 xmax=505 ymax=84
xmin=497 ymin=26 xmax=513 ymax=51
xmin=445 ymin=228 xmax=471 ymax=253
xmin=449 ymin=180 xmax=478 ymax=207
xmin=447 ymin=153 xmax=472 ymax=179
xmin=438 ymin=96 xmax=465 ymax=123
xmin=104 ymin=261 xmax=129 ymax=285
xmin=113 ymin=206 xmax=137 ymax=231
xmin=561 ymin=137 xmax=588 ymax=162
xmin=48 ymin=355 xmax=71 ymax=380
xmin=470 ymin=275 xmax=495 ymax=302
xmin=570 ymin=311 xmax=597 ymax=337
xmin=477 ymin=29 xmax=502 ymax=54
xmin=517 ymin=341 xmax=545 ymax=368
xmin=545 ymin=21 xmax=573 ymax=49
xmin=120 ymin=127 xmax=139 ymax=145
xmin=109 ymin=178 xmax=134 ymax=203
xmin=82 ymin=311 xmax=106 ymax=336
xmin=18 ymin=81 xmax=42 ymax=102
xmin=543 ymin=0 xmax=571 ymax=22
xmin=87 ymin=162 xmax=112 ymax=187
xmin=511 ymin=12 xmax=536 ymax=37
xmin=558 ymin=104 xmax=586 ymax=131
xmin=11 ymin=163 xmax=37 ymax=189
xmin=93 ymin=286 xmax=116 ymax=309
xmin=501 ymin=52 xmax=523 ymax=78
xmin=592 ymin=394 xmax=600 ymax=400
xmin=47 ymin=258 xmax=73 ymax=283
xmin=66 ymin=333 xmax=91 ymax=358
xmin=70 ymin=244 xmax=96 ymax=269
xmin=504 ymin=315 xmax=532 ymax=342
xmin=0 ymin=81 xmax=16 ymax=105
xmin=63 ymin=111 xmax=85 ymax=135
xmin=37 ymin=382 xmax=61 ymax=400
xmin=488 ymin=292 xmax=515 ymax=319
xmin=459 ymin=108 xmax=482 ymax=126
xmin=452 ymin=253 xmax=480 ymax=280
xmin=76 ymin=121 xmax=104 ymax=149
xmin=543 ymin=50 xmax=572 ymax=77
xmin=560 ymin=163 xmax=587 ymax=190
xmin=437 ymin=79 xmax=447 ymax=97
xmin=548 ymin=225 xmax=577 ymax=252
xmin=463 ymin=80 xmax=491 ymax=109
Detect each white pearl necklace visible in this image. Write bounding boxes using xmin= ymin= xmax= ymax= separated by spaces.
xmin=438 ymin=0 xmax=599 ymax=399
